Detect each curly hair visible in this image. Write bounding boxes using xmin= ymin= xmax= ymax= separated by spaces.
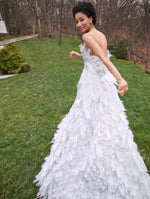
xmin=72 ymin=1 xmax=96 ymax=26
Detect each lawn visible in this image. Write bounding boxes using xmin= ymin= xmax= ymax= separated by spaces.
xmin=0 ymin=34 xmax=150 ymax=199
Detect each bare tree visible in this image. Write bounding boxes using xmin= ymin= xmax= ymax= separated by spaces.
xmin=138 ymin=0 xmax=150 ymax=70
xmin=45 ymin=0 xmax=52 ymax=38
xmin=27 ymin=0 xmax=41 ymax=38
xmin=58 ymin=0 xmax=64 ymax=45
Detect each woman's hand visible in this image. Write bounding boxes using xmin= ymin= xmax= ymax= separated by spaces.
xmin=118 ymin=78 xmax=128 ymax=96
xmin=70 ymin=51 xmax=82 ymax=58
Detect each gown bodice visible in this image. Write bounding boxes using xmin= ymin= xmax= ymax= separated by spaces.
xmin=79 ymin=44 xmax=111 ymax=76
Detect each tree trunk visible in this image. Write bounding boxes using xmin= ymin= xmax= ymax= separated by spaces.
xmin=35 ymin=0 xmax=41 ymax=39
xmin=145 ymin=33 xmax=150 ymax=71
xmin=58 ymin=0 xmax=63 ymax=45
xmin=48 ymin=11 xmax=52 ymax=38
xmin=37 ymin=16 xmax=41 ymax=39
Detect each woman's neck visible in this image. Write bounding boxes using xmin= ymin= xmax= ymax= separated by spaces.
xmin=86 ymin=25 xmax=95 ymax=33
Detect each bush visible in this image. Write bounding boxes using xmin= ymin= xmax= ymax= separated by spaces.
xmin=108 ymin=35 xmax=133 ymax=60
xmin=113 ymin=39 xmax=133 ymax=59
xmin=108 ymin=35 xmax=120 ymax=54
xmin=0 ymin=43 xmax=30 ymax=74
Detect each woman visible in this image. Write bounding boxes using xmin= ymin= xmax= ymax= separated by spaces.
xmin=34 ymin=2 xmax=150 ymax=199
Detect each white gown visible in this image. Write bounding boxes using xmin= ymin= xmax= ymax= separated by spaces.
xmin=34 ymin=44 xmax=150 ymax=199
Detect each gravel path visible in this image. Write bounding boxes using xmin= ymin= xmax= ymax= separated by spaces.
xmin=0 ymin=34 xmax=38 ymax=46
xmin=0 ymin=74 xmax=17 ymax=80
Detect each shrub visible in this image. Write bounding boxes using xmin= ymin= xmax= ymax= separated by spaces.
xmin=113 ymin=39 xmax=133 ymax=59
xmin=0 ymin=43 xmax=30 ymax=74
xmin=108 ymin=35 xmax=133 ymax=60
xmin=108 ymin=35 xmax=120 ymax=54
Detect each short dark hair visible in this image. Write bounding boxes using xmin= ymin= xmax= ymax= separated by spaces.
xmin=72 ymin=2 xmax=96 ymax=26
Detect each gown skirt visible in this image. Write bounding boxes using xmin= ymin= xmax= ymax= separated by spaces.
xmin=34 ymin=44 xmax=150 ymax=199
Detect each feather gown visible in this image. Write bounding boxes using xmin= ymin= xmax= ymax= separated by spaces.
xmin=34 ymin=44 xmax=150 ymax=199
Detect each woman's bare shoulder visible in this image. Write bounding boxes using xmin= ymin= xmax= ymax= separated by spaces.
xmin=82 ymin=30 xmax=106 ymax=41
xmin=82 ymin=32 xmax=91 ymax=41
xmin=96 ymin=30 xmax=107 ymax=42
xmin=82 ymin=29 xmax=107 ymax=51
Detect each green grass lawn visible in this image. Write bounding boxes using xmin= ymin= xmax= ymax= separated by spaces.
xmin=0 ymin=34 xmax=150 ymax=199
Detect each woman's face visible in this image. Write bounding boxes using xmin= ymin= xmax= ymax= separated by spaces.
xmin=75 ymin=12 xmax=92 ymax=33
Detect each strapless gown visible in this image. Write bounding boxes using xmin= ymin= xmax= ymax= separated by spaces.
xmin=34 ymin=44 xmax=150 ymax=199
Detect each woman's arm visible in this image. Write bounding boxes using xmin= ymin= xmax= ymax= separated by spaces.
xmin=70 ymin=51 xmax=83 ymax=58
xmin=82 ymin=34 xmax=128 ymax=96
